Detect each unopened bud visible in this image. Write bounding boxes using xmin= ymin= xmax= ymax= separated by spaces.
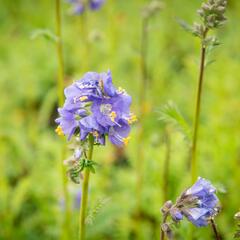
xmin=235 ymin=212 xmax=240 ymax=220
xmin=161 ymin=200 xmax=173 ymax=214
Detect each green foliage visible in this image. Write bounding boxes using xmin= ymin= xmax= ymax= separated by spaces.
xmin=234 ymin=212 xmax=240 ymax=238
xmin=86 ymin=197 xmax=110 ymax=225
xmin=68 ymin=159 xmax=98 ymax=184
xmin=158 ymin=101 xmax=191 ymax=142
xmin=30 ymin=29 xmax=58 ymax=43
xmin=176 ymin=18 xmax=197 ymax=36
xmin=0 ymin=0 xmax=240 ymax=239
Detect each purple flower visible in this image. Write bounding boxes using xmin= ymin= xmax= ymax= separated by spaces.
xmin=64 ymin=71 xmax=115 ymax=103
xmin=89 ymin=0 xmax=105 ymax=10
xmin=68 ymin=0 xmax=105 ymax=15
xmin=55 ymin=108 xmax=79 ymax=140
xmin=108 ymin=122 xmax=130 ymax=146
xmin=169 ymin=177 xmax=219 ymax=227
xmin=55 ymin=71 xmax=136 ymax=147
xmin=169 ymin=208 xmax=183 ymax=222
xmin=91 ymin=92 xmax=132 ymax=128
xmin=79 ymin=115 xmax=106 ymax=145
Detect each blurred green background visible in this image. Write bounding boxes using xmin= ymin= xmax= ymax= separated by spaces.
xmin=0 ymin=0 xmax=240 ymax=239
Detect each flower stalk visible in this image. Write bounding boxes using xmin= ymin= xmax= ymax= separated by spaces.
xmin=163 ymin=127 xmax=171 ymax=202
xmin=55 ymin=1 xmax=71 ymax=238
xmin=80 ymin=10 xmax=90 ymax=71
xmin=79 ymin=134 xmax=94 ymax=240
xmin=191 ymin=29 xmax=208 ymax=183
xmin=136 ymin=0 xmax=162 ymax=221
xmin=188 ymin=0 xmax=227 ymax=183
xmin=160 ymin=213 xmax=169 ymax=240
xmin=210 ymin=218 xmax=221 ymax=240
xmin=135 ymin=4 xmax=150 ymax=228
xmin=56 ymin=0 xmax=64 ymax=106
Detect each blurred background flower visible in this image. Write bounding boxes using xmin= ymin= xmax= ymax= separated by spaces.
xmin=0 ymin=0 xmax=239 ymax=239
xmin=68 ymin=0 xmax=105 ymax=15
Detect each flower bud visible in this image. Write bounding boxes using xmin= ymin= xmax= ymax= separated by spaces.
xmin=235 ymin=212 xmax=240 ymax=221
xmin=161 ymin=200 xmax=173 ymax=214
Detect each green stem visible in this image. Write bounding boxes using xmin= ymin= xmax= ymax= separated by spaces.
xmin=79 ymin=135 xmax=94 ymax=240
xmin=55 ymin=1 xmax=71 ymax=239
xmin=210 ymin=219 xmax=221 ymax=240
xmin=191 ymin=31 xmax=208 ymax=183
xmin=61 ymin=148 xmax=71 ymax=239
xmin=56 ymin=0 xmax=64 ymax=106
xmin=163 ymin=128 xmax=171 ymax=202
xmin=135 ymin=15 xmax=149 ymax=233
xmin=80 ymin=10 xmax=89 ymax=72
xmin=140 ymin=18 xmax=149 ymax=99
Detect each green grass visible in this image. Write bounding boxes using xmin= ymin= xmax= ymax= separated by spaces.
xmin=0 ymin=0 xmax=240 ymax=239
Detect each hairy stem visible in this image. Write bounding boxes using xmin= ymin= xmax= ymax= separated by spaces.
xmin=210 ymin=219 xmax=221 ymax=240
xmin=55 ymin=1 xmax=71 ymax=239
xmin=79 ymin=135 xmax=94 ymax=240
xmin=191 ymin=30 xmax=208 ymax=183
xmin=160 ymin=214 xmax=168 ymax=240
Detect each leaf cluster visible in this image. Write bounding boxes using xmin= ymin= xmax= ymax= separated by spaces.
xmin=68 ymin=159 xmax=98 ymax=184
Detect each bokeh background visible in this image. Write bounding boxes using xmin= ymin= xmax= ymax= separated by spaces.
xmin=0 ymin=0 xmax=240 ymax=239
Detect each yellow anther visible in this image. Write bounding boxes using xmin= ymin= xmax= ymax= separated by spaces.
xmin=118 ymin=87 xmax=126 ymax=93
xmin=55 ymin=125 xmax=64 ymax=136
xmin=123 ymin=136 xmax=130 ymax=146
xmin=128 ymin=113 xmax=138 ymax=124
xmin=79 ymin=96 xmax=88 ymax=101
xmin=109 ymin=111 xmax=117 ymax=122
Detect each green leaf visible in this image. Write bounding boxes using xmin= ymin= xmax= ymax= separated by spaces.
xmin=158 ymin=101 xmax=192 ymax=142
xmin=205 ymin=59 xmax=216 ymax=68
xmin=30 ymin=29 xmax=58 ymax=43
xmin=10 ymin=177 xmax=31 ymax=218
xmin=68 ymin=165 xmax=81 ymax=184
xmin=176 ymin=18 xmax=194 ymax=34
xmin=85 ymin=198 xmax=110 ymax=225
xmin=88 ymin=165 xmax=96 ymax=174
xmin=205 ymin=37 xmax=221 ymax=68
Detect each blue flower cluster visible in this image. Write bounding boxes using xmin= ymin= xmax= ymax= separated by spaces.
xmin=162 ymin=177 xmax=219 ymax=227
xmin=68 ymin=0 xmax=105 ymax=15
xmin=56 ymin=71 xmax=136 ymax=147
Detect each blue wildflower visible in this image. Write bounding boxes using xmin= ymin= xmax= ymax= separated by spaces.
xmin=68 ymin=0 xmax=105 ymax=15
xmin=91 ymin=91 xmax=132 ymax=128
xmin=56 ymin=71 xmax=136 ymax=147
xmin=169 ymin=177 xmax=219 ymax=227
xmin=79 ymin=115 xmax=106 ymax=145
xmin=89 ymin=0 xmax=105 ymax=10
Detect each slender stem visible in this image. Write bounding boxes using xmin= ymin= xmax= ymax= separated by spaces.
xmin=190 ymin=30 xmax=208 ymax=183
xmin=80 ymin=10 xmax=89 ymax=72
xmin=79 ymin=135 xmax=94 ymax=240
xmin=160 ymin=214 xmax=168 ymax=240
xmin=163 ymin=128 xmax=171 ymax=202
xmin=210 ymin=219 xmax=221 ymax=240
xmin=56 ymin=0 xmax=64 ymax=106
xmin=137 ymin=15 xmax=149 ymax=206
xmin=55 ymin=1 xmax=71 ymax=239
xmin=135 ymin=15 xmax=149 ymax=232
xmin=140 ymin=17 xmax=149 ymax=102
